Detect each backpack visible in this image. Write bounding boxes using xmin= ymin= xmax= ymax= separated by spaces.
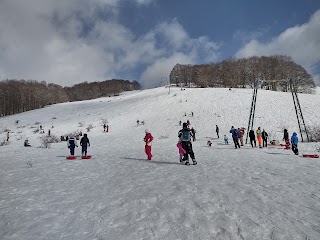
xmin=181 ymin=129 xmax=190 ymax=142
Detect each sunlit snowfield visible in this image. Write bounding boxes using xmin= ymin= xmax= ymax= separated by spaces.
xmin=1 ymin=87 xmax=320 ymax=240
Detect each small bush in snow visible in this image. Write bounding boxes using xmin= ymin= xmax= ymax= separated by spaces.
xmin=40 ymin=134 xmax=60 ymax=148
xmin=306 ymin=126 xmax=320 ymax=142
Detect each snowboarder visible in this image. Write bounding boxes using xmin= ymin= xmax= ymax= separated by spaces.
xmin=249 ymin=129 xmax=257 ymax=148
xmin=80 ymin=133 xmax=90 ymax=156
xmin=224 ymin=135 xmax=228 ymax=144
xmin=67 ymin=135 xmax=78 ymax=156
xmin=178 ymin=122 xmax=197 ymax=165
xmin=230 ymin=126 xmax=240 ymax=149
xmin=216 ymin=125 xmax=219 ymax=139
xmin=238 ymin=128 xmax=245 ymax=146
xmin=262 ymin=129 xmax=268 ymax=147
xmin=291 ymin=132 xmax=299 ymax=155
xmin=191 ymin=127 xmax=196 ymax=141
xmin=256 ymin=127 xmax=262 ymax=148
xmin=6 ymin=131 xmax=9 ymax=141
xmin=144 ymin=130 xmax=153 ymax=160
xmin=177 ymin=141 xmax=187 ymax=161
xmin=283 ymin=129 xmax=290 ymax=147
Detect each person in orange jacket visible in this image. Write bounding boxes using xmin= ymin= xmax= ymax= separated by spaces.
xmin=144 ymin=130 xmax=154 ymax=160
xmin=256 ymin=127 xmax=262 ymax=148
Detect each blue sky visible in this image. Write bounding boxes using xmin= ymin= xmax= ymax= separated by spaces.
xmin=0 ymin=0 xmax=319 ymax=87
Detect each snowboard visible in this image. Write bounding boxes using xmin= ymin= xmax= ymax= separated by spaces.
xmin=302 ymin=154 xmax=319 ymax=158
xmin=66 ymin=156 xmax=77 ymax=160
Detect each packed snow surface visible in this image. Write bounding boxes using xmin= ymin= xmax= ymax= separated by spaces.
xmin=1 ymin=87 xmax=320 ymax=240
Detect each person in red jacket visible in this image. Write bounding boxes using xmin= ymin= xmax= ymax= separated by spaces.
xmin=144 ymin=130 xmax=154 ymax=160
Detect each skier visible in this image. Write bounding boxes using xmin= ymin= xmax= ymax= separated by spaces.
xmin=230 ymin=126 xmax=240 ymax=149
xmin=216 ymin=125 xmax=219 ymax=139
xmin=238 ymin=128 xmax=245 ymax=146
xmin=291 ymin=132 xmax=299 ymax=155
xmin=178 ymin=122 xmax=197 ymax=165
xmin=67 ymin=135 xmax=78 ymax=156
xmin=262 ymin=129 xmax=268 ymax=147
xmin=191 ymin=127 xmax=196 ymax=141
xmin=249 ymin=129 xmax=257 ymax=148
xmin=283 ymin=129 xmax=290 ymax=147
xmin=177 ymin=141 xmax=186 ymax=162
xmin=224 ymin=135 xmax=228 ymax=144
xmin=80 ymin=133 xmax=90 ymax=156
xmin=144 ymin=130 xmax=153 ymax=160
xmin=256 ymin=127 xmax=262 ymax=148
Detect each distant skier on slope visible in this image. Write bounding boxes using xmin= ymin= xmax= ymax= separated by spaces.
xmin=291 ymin=132 xmax=299 ymax=155
xmin=178 ymin=122 xmax=197 ymax=165
xmin=216 ymin=125 xmax=219 ymax=139
xmin=144 ymin=130 xmax=153 ymax=160
xmin=80 ymin=133 xmax=90 ymax=156
xmin=67 ymin=135 xmax=78 ymax=156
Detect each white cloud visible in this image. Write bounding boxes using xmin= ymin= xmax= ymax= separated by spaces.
xmin=235 ymin=9 xmax=320 ymax=85
xmin=0 ymin=0 xmax=219 ymax=88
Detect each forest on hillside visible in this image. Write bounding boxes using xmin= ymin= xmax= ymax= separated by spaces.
xmin=0 ymin=79 xmax=140 ymax=117
xmin=169 ymin=55 xmax=315 ymax=92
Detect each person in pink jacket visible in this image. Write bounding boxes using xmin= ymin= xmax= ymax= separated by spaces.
xmin=144 ymin=130 xmax=154 ymax=160
xmin=177 ymin=141 xmax=186 ymax=162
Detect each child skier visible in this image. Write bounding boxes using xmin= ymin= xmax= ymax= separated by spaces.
xmin=224 ymin=135 xmax=228 ymax=144
xmin=80 ymin=133 xmax=90 ymax=156
xmin=178 ymin=123 xmax=197 ymax=165
xmin=67 ymin=135 xmax=78 ymax=156
xmin=291 ymin=132 xmax=299 ymax=155
xmin=177 ymin=141 xmax=187 ymax=162
xmin=144 ymin=130 xmax=153 ymax=160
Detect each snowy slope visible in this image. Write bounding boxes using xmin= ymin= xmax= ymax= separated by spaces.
xmin=1 ymin=87 xmax=320 ymax=240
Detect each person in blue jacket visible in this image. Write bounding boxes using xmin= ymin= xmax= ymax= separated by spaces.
xmin=230 ymin=126 xmax=240 ymax=149
xmin=67 ymin=135 xmax=78 ymax=156
xmin=291 ymin=132 xmax=299 ymax=155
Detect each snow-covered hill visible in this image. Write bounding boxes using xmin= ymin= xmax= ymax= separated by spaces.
xmin=1 ymin=87 xmax=320 ymax=240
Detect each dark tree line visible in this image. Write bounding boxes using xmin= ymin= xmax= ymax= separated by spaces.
xmin=0 ymin=79 xmax=140 ymax=117
xmin=170 ymin=55 xmax=315 ymax=92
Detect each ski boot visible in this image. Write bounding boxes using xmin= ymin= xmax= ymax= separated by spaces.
xmin=192 ymin=159 xmax=197 ymax=165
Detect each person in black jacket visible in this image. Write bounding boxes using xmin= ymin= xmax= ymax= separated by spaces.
xmin=80 ymin=134 xmax=90 ymax=156
xmin=262 ymin=129 xmax=268 ymax=147
xmin=249 ymin=129 xmax=256 ymax=148
xmin=283 ymin=129 xmax=289 ymax=146
xmin=178 ymin=123 xmax=196 ymax=165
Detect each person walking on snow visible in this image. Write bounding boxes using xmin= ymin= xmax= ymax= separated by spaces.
xmin=80 ymin=133 xmax=90 ymax=156
xmin=238 ymin=128 xmax=245 ymax=146
xmin=67 ymin=135 xmax=78 ymax=156
xmin=256 ymin=127 xmax=263 ymax=148
xmin=191 ymin=127 xmax=196 ymax=141
xmin=178 ymin=123 xmax=197 ymax=165
xmin=262 ymin=129 xmax=268 ymax=147
xmin=283 ymin=129 xmax=290 ymax=147
xmin=291 ymin=132 xmax=299 ymax=155
xmin=249 ymin=129 xmax=257 ymax=148
xmin=216 ymin=125 xmax=219 ymax=139
xmin=230 ymin=126 xmax=240 ymax=149
xmin=177 ymin=141 xmax=186 ymax=162
xmin=144 ymin=130 xmax=153 ymax=160
xmin=224 ymin=135 xmax=228 ymax=144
